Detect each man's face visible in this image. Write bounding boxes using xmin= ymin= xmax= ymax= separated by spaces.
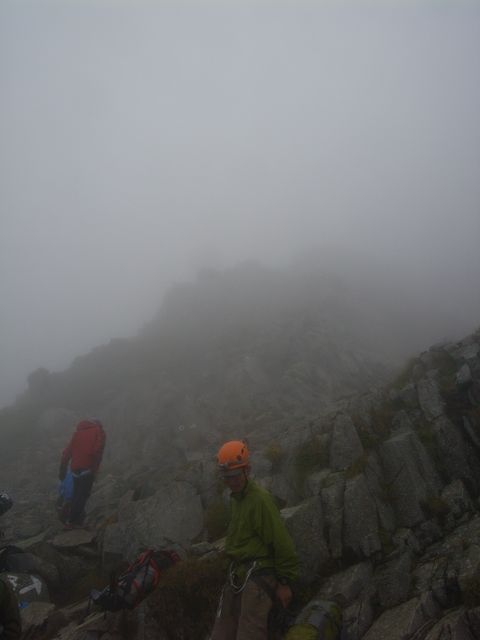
xmin=222 ymin=467 xmax=248 ymax=493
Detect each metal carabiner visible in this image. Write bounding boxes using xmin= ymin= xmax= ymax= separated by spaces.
xmin=228 ymin=560 xmax=257 ymax=594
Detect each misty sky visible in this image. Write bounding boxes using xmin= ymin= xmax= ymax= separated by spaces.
xmin=1 ymin=0 xmax=479 ymax=408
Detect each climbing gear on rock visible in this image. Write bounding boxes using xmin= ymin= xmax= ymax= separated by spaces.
xmin=284 ymin=599 xmax=344 ymax=640
xmin=90 ymin=548 xmax=180 ymax=611
xmin=228 ymin=560 xmax=257 ymax=594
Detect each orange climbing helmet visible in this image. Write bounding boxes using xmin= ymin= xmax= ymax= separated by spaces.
xmin=217 ymin=440 xmax=250 ymax=474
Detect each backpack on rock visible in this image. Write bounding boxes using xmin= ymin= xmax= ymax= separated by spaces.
xmin=90 ymin=549 xmax=180 ymax=612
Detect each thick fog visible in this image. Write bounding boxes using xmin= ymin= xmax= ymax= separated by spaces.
xmin=1 ymin=0 xmax=479 ymax=408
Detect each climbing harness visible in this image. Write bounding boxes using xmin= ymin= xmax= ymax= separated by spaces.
xmin=216 ymin=560 xmax=258 ymax=619
xmin=228 ymin=560 xmax=257 ymax=594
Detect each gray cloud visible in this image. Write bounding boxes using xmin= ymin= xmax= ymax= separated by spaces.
xmin=1 ymin=0 xmax=479 ymax=406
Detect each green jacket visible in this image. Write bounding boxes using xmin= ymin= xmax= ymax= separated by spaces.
xmin=0 ymin=577 xmax=21 ymax=639
xmin=225 ymin=480 xmax=299 ymax=582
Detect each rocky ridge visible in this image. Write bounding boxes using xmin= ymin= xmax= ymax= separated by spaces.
xmin=0 ymin=326 xmax=479 ymax=638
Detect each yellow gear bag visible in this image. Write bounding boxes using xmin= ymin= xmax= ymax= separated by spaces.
xmin=284 ymin=599 xmax=343 ymax=640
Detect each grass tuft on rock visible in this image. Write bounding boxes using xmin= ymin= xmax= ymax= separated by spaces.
xmin=147 ymin=555 xmax=225 ymax=640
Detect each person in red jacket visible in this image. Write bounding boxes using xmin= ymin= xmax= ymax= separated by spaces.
xmin=59 ymin=418 xmax=106 ymax=529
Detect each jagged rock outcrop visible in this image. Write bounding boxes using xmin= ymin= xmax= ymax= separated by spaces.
xmin=423 ymin=607 xmax=480 ymax=640
xmin=282 ymin=496 xmax=329 ymax=583
xmin=1 ymin=292 xmax=480 ymax=638
xmin=362 ymin=594 xmax=441 ymax=640
xmin=343 ymin=473 xmax=381 ymax=559
xmin=321 ymin=474 xmax=345 ymax=560
xmin=441 ymin=479 xmax=474 ymax=522
xmin=102 ymin=481 xmax=203 ymax=560
xmin=417 ymin=378 xmax=445 ymax=421
xmin=379 ymin=429 xmax=441 ymax=527
xmin=329 ymin=414 xmax=364 ymax=471
xmin=374 ymin=551 xmax=413 ymax=609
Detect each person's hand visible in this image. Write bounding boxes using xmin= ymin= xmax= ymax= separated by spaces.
xmin=275 ymin=583 xmax=293 ymax=609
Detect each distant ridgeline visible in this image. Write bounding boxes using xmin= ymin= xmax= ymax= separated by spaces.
xmin=0 ymin=261 xmax=469 ymax=456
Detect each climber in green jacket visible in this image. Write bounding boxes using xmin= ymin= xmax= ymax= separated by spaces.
xmin=0 ymin=577 xmax=21 ymax=639
xmin=210 ymin=439 xmax=299 ymax=640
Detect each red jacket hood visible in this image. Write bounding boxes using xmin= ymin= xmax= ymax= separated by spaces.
xmin=76 ymin=420 xmax=102 ymax=432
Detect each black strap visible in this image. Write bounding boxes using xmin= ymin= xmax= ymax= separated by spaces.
xmin=233 ymin=555 xmax=271 ymax=566
xmin=254 ymin=578 xmax=298 ymax=638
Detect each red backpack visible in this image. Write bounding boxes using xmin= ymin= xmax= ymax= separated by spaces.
xmin=91 ymin=549 xmax=180 ymax=611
